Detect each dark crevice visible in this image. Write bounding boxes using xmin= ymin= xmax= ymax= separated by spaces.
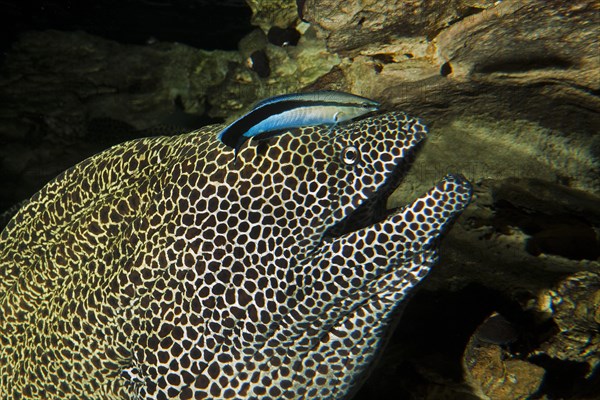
xmin=529 ymin=355 xmax=599 ymax=399
xmin=296 ymin=0 xmax=307 ymax=21
xmin=354 ymin=284 xmax=539 ymax=398
xmin=490 ymin=178 xmax=600 ymax=261
xmin=426 ymin=6 xmax=486 ymax=41
xmin=371 ymin=54 xmax=395 ymax=64
xmin=492 ymin=199 xmax=600 ymax=261
xmin=446 ymin=6 xmax=487 ymax=28
xmin=267 ymin=26 xmax=301 ymax=47
xmin=440 ymin=61 xmax=452 ymax=77
xmin=248 ymin=50 xmax=271 ymax=78
xmin=476 ymin=56 xmax=573 ymax=74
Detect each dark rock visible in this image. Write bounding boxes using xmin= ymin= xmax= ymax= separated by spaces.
xmin=0 ymin=0 xmax=253 ymax=52
xmin=473 ymin=312 xmax=518 ymax=346
xmin=461 ymin=271 xmax=600 ymax=398
xmin=464 ymin=339 xmax=545 ymax=399
xmin=543 ymin=271 xmax=600 ymax=365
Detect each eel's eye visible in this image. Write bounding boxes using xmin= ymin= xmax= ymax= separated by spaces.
xmin=341 ymin=145 xmax=360 ymax=165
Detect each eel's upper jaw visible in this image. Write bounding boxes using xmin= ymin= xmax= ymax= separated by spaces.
xmin=325 ymin=117 xmax=429 ymax=239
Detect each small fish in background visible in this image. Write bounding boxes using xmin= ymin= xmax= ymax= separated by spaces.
xmin=217 ymin=90 xmax=380 ymax=158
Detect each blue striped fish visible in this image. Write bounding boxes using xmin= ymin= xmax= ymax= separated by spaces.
xmin=217 ymin=90 xmax=380 ymax=157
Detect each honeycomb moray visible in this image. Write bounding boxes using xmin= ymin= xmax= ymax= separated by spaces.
xmin=0 ymin=112 xmax=472 ymax=399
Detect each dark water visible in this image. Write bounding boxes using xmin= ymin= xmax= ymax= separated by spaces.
xmin=0 ymin=0 xmax=252 ymax=53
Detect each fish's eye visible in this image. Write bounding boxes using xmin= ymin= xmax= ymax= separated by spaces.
xmin=341 ymin=145 xmax=360 ymax=165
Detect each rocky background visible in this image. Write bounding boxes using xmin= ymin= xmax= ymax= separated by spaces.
xmin=1 ymin=0 xmax=599 ymax=398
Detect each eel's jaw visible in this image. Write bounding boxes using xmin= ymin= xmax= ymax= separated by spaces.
xmin=401 ymin=173 xmax=473 ymax=251
xmin=340 ymin=174 xmax=473 ymax=397
xmin=204 ymin=174 xmax=473 ymax=400
xmin=324 ymin=135 xmax=427 ymax=240
xmin=249 ymin=174 xmax=473 ymax=399
xmin=317 ymin=112 xmax=429 ymax=242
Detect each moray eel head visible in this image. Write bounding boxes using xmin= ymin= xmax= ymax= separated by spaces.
xmin=232 ymin=112 xmax=429 ymax=252
xmin=0 ymin=111 xmax=472 ymax=399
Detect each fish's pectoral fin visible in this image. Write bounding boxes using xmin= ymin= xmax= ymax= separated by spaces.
xmin=333 ymin=111 xmax=344 ymax=123
xmin=327 ymin=111 xmax=345 ymax=135
xmin=328 ymin=122 xmax=339 ymax=135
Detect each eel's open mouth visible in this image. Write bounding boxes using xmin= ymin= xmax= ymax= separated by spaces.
xmin=325 ymin=136 xmax=427 ymax=239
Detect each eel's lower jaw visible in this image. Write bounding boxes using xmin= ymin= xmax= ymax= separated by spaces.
xmin=403 ymin=173 xmax=473 ymax=249
xmin=326 ymin=173 xmax=473 ymax=244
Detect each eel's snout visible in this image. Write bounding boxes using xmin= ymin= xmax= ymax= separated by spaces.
xmin=437 ymin=173 xmax=473 ymax=208
xmin=429 ymin=173 xmax=473 ymax=223
xmin=375 ymin=173 xmax=473 ymax=258
xmin=406 ymin=173 xmax=473 ymax=251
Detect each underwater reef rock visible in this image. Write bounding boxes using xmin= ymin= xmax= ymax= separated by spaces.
xmin=540 ymin=271 xmax=600 ymax=372
xmin=300 ymin=0 xmax=498 ymax=52
xmin=246 ymin=0 xmax=299 ymax=33
xmin=462 ymin=271 xmax=600 ymax=400
xmin=300 ymin=0 xmax=599 ymax=118
xmin=435 ymin=0 xmax=599 ymax=88
xmin=464 ymin=330 xmax=545 ymax=399
xmin=209 ymin=24 xmax=339 ymax=119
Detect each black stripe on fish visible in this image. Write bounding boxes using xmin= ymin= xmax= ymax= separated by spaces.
xmin=219 ymin=100 xmax=331 ymax=151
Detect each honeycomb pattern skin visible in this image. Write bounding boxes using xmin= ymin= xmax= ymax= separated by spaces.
xmin=0 ymin=112 xmax=472 ymax=399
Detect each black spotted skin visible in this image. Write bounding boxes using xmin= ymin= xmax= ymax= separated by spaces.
xmin=0 ymin=112 xmax=472 ymax=399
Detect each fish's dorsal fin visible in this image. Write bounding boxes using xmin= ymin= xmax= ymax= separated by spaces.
xmin=252 ymin=91 xmax=322 ymax=109
xmin=252 ymin=90 xmax=378 ymax=109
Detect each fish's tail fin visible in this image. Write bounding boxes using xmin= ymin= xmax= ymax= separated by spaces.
xmin=219 ymin=125 xmax=247 ymax=165
xmin=234 ymin=137 xmax=246 ymax=158
xmin=217 ymin=125 xmax=240 ymax=149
